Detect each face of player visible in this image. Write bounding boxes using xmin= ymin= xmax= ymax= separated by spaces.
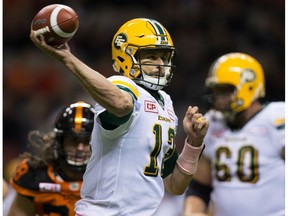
xmin=139 ymin=49 xmax=171 ymax=77
xmin=212 ymin=84 xmax=236 ymax=112
xmin=62 ymin=135 xmax=91 ymax=166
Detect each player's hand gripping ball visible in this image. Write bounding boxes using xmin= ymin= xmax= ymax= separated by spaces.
xmin=31 ymin=4 xmax=79 ymax=46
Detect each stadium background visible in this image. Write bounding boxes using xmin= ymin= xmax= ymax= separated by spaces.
xmin=3 ymin=0 xmax=284 ymax=175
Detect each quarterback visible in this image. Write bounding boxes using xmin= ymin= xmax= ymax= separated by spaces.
xmin=30 ymin=18 xmax=209 ymax=215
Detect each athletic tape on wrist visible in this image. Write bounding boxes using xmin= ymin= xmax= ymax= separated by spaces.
xmin=176 ymin=138 xmax=205 ymax=175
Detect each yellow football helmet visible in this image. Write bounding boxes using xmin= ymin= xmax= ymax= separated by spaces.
xmin=205 ymin=52 xmax=265 ymax=113
xmin=112 ymin=18 xmax=176 ymax=91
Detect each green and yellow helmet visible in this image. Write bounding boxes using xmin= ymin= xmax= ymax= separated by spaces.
xmin=112 ymin=18 xmax=176 ymax=91
xmin=205 ymin=53 xmax=265 ymax=113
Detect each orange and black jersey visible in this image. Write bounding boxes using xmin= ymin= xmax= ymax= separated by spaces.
xmin=10 ymin=159 xmax=82 ymax=216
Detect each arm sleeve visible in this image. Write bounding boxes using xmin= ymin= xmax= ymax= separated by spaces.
xmin=161 ymin=149 xmax=178 ymax=178
xmin=186 ymin=179 xmax=213 ymax=206
xmin=99 ymin=109 xmax=133 ymax=130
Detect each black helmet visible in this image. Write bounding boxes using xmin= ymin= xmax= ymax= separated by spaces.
xmin=54 ymin=101 xmax=95 ymax=172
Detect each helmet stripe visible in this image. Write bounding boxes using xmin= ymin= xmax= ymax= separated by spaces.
xmin=74 ymin=102 xmax=84 ymax=132
xmin=148 ymin=19 xmax=167 ymax=43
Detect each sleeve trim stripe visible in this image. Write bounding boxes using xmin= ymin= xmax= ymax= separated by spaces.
xmin=111 ymin=80 xmax=139 ymax=99
xmin=274 ymin=118 xmax=285 ymax=126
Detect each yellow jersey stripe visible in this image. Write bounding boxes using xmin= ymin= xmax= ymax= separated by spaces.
xmin=111 ymin=80 xmax=139 ymax=99
xmin=273 ymin=118 xmax=285 ymax=126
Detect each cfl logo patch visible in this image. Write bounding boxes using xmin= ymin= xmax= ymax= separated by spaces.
xmin=144 ymin=100 xmax=158 ymax=113
xmin=114 ymin=33 xmax=127 ymax=49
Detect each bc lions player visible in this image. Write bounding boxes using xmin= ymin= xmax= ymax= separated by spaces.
xmin=184 ymin=53 xmax=285 ymax=216
xmin=9 ymin=102 xmax=95 ymax=216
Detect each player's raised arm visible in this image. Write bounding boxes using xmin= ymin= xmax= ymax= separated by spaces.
xmin=30 ymin=4 xmax=133 ymax=117
xmin=30 ymin=28 xmax=133 ymax=118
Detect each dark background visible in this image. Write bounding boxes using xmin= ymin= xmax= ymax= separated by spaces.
xmin=3 ymin=0 xmax=285 ymax=174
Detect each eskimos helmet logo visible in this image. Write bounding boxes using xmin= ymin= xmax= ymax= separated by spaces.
xmin=240 ymin=69 xmax=256 ymax=83
xmin=114 ymin=33 xmax=127 ymax=49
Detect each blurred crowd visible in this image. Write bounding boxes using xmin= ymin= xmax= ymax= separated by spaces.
xmin=3 ymin=0 xmax=284 ymax=178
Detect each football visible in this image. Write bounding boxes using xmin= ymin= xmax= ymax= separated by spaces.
xmin=31 ymin=4 xmax=79 ymax=46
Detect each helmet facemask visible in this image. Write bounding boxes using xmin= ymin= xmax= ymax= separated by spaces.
xmin=54 ymin=130 xmax=91 ymax=172
xmin=131 ymin=47 xmax=176 ymax=91
xmin=206 ymin=84 xmax=238 ymax=122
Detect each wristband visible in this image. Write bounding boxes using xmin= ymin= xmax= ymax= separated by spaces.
xmin=176 ymin=138 xmax=205 ymax=175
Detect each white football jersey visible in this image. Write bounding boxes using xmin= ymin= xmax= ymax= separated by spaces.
xmin=75 ymin=76 xmax=178 ymax=216
xmin=204 ymin=102 xmax=285 ymax=216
